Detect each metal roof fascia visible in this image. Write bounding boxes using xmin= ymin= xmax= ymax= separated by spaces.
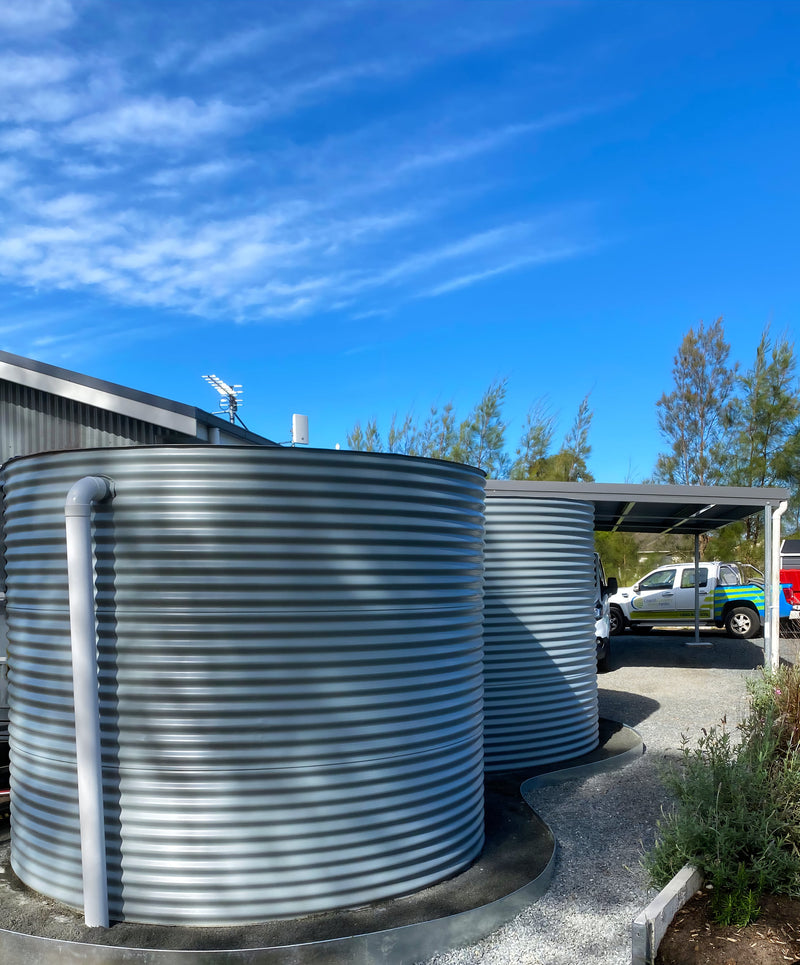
xmin=485 ymin=480 xmax=790 ymax=506
xmin=484 ymin=480 xmax=792 ymax=533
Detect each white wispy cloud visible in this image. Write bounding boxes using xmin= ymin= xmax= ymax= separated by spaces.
xmin=270 ymin=61 xmax=390 ymax=109
xmin=0 ymin=47 xmax=88 ymax=130
xmin=265 ymin=104 xmax=606 ymax=214
xmin=37 ymin=193 xmax=100 ymax=220
xmin=185 ymin=3 xmax=367 ymax=73
xmin=395 ymin=109 xmax=602 ymax=175
xmin=0 ymin=1 xmax=605 ymax=337
xmin=147 ymin=159 xmax=246 ymax=188
xmin=0 ymin=238 xmax=34 ymax=264
xmin=186 ymin=26 xmax=274 ymax=74
xmin=337 ymin=224 xmax=534 ymax=295
xmin=0 ymin=317 xmax=44 ymax=337
xmin=0 ymin=0 xmax=75 ymax=35
xmin=0 ymin=83 xmax=85 ymax=124
xmin=0 ymin=170 xmax=594 ymax=322
xmin=23 ymin=318 xmax=169 ymax=362
xmin=58 ymin=160 xmax=122 ymax=180
xmin=63 ymin=96 xmax=250 ymax=149
xmin=0 ymin=52 xmax=79 ymax=89
xmin=0 ymin=175 xmax=430 ymax=320
xmin=424 ymin=244 xmax=588 ymax=297
xmin=0 ymin=128 xmax=46 ymax=152
xmin=0 ymin=161 xmax=27 ymax=192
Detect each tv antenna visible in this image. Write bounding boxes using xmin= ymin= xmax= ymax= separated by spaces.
xmin=202 ymin=374 xmax=248 ymax=429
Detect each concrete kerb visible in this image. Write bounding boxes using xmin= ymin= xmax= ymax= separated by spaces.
xmin=631 ymin=863 xmax=703 ymax=965
xmin=520 ymin=723 xmax=645 ymax=792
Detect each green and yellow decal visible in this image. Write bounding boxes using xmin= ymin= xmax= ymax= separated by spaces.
xmin=713 ymin=585 xmax=765 ymax=618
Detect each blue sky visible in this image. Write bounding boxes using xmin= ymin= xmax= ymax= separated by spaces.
xmin=1 ymin=0 xmax=798 ymax=480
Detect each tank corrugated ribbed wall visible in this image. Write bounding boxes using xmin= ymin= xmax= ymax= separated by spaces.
xmin=483 ymin=496 xmax=597 ymax=772
xmin=1 ymin=446 xmax=486 ymax=924
xmin=1 ymin=483 xmax=7 ymax=732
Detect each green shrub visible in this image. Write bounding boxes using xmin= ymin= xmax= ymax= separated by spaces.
xmin=644 ymin=685 xmax=800 ymax=927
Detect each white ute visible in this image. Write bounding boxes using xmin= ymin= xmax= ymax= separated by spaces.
xmin=593 ymin=553 xmax=617 ymax=671
xmin=608 ymin=560 xmax=766 ymax=639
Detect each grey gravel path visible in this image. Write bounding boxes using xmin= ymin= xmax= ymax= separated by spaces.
xmin=421 ymin=630 xmax=800 ymax=965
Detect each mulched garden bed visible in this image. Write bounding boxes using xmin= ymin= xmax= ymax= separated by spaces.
xmin=656 ymin=889 xmax=800 ymax=965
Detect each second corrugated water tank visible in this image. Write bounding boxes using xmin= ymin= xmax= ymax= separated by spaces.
xmin=482 ymin=495 xmax=598 ymax=772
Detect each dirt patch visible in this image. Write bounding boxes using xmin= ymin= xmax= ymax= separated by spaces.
xmin=656 ymin=890 xmax=800 ymax=965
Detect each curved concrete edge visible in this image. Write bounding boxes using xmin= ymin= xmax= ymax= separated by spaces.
xmin=0 ymin=847 xmax=557 ymax=965
xmin=0 ymin=721 xmax=645 ymax=964
xmin=519 ymin=723 xmax=644 ymax=794
xmin=631 ymin=863 xmax=702 ymax=965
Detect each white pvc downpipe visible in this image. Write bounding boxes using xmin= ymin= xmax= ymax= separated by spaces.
xmin=765 ymin=500 xmax=789 ymax=671
xmin=65 ymin=475 xmax=114 ymax=928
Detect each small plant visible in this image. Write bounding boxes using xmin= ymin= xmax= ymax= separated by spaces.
xmin=709 ymin=863 xmax=762 ymax=927
xmin=644 ymin=677 xmax=800 ymax=927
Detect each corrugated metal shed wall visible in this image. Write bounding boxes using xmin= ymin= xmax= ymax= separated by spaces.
xmin=0 ymin=379 xmax=184 ymax=461
xmin=483 ymin=496 xmax=598 ymax=771
xmin=2 ymin=446 xmax=486 ymax=924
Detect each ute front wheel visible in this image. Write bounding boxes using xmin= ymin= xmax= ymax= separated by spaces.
xmin=609 ymin=606 xmax=626 ymax=636
xmin=725 ymin=606 xmax=760 ymax=640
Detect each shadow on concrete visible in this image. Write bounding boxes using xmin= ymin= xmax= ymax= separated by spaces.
xmin=0 ymin=720 xmax=643 ymax=965
xmin=607 ymin=631 xmax=765 ymax=671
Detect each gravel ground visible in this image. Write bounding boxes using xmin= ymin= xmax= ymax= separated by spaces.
xmin=421 ymin=629 xmax=800 ymax=965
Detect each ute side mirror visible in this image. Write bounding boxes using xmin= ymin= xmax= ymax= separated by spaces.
xmin=606 ymin=577 xmax=618 ymax=595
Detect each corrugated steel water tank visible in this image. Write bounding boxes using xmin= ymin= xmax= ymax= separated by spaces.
xmin=482 ymin=496 xmax=597 ymax=772
xmin=0 ymin=446 xmax=486 ymax=925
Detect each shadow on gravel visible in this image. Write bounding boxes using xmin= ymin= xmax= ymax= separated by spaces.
xmin=597 ymin=689 xmax=660 ymax=728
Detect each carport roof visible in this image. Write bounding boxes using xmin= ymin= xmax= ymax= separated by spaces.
xmin=484 ymin=480 xmax=791 ymax=535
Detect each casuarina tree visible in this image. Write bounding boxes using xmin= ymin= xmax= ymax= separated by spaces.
xmin=654 ymin=317 xmax=737 ymax=486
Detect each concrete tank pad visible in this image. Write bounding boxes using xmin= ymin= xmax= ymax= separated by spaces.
xmin=0 ymin=719 xmax=642 ymax=964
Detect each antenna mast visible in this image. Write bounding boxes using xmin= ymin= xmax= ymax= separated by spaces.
xmin=202 ymin=374 xmax=247 ymax=428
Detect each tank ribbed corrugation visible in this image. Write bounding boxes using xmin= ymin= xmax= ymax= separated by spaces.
xmin=1 ymin=483 xmax=8 ymax=730
xmin=482 ymin=496 xmax=597 ymax=772
xmin=1 ymin=446 xmax=486 ymax=924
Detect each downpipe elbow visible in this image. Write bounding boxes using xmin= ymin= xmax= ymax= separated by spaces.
xmin=65 ymin=476 xmax=115 ymax=517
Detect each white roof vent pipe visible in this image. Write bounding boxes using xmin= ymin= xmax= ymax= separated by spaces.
xmin=65 ymin=475 xmax=115 ymax=928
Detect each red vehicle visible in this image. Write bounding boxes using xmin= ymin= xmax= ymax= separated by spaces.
xmin=780 ymin=569 xmax=800 ymax=623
